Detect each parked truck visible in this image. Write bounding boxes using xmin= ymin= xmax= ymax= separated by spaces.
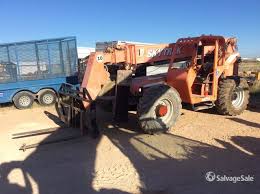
xmin=0 ymin=37 xmax=78 ymax=109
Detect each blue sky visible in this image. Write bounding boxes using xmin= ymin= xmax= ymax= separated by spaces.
xmin=1 ymin=0 xmax=260 ymax=57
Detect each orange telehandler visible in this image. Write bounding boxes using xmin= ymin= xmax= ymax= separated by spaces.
xmin=56 ymin=35 xmax=249 ymax=135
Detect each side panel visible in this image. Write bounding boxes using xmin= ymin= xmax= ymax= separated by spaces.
xmin=0 ymin=37 xmax=78 ymax=84
xmin=0 ymin=77 xmax=76 ymax=103
xmin=167 ymin=68 xmax=196 ymax=103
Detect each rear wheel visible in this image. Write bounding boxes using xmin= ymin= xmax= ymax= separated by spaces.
xmin=13 ymin=91 xmax=34 ymax=109
xmin=216 ymin=78 xmax=249 ymax=115
xmin=137 ymin=85 xmax=182 ymax=134
xmin=38 ymin=89 xmax=56 ymax=106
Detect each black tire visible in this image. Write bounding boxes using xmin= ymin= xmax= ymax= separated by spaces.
xmin=38 ymin=89 xmax=56 ymax=106
xmin=137 ymin=85 xmax=182 ymax=134
xmin=13 ymin=91 xmax=34 ymax=109
xmin=215 ymin=78 xmax=249 ymax=116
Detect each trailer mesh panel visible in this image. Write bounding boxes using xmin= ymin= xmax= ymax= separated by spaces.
xmin=0 ymin=37 xmax=77 ymax=83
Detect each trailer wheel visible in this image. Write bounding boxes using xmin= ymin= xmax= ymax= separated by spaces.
xmin=137 ymin=85 xmax=182 ymax=134
xmin=216 ymin=78 xmax=249 ymax=116
xmin=13 ymin=91 xmax=34 ymax=109
xmin=38 ymin=89 xmax=56 ymax=106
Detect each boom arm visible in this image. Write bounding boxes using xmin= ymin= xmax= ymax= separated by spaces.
xmin=80 ymin=43 xmax=175 ymax=108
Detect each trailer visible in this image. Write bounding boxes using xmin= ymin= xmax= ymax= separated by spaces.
xmin=0 ymin=37 xmax=78 ymax=109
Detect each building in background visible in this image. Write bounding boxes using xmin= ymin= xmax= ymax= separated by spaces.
xmin=77 ymin=47 xmax=95 ymax=59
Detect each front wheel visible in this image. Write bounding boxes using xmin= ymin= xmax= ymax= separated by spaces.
xmin=216 ymin=78 xmax=249 ymax=115
xmin=137 ymin=85 xmax=182 ymax=134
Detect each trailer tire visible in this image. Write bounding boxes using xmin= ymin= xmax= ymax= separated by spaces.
xmin=216 ymin=78 xmax=249 ymax=116
xmin=137 ymin=85 xmax=182 ymax=134
xmin=13 ymin=91 xmax=34 ymax=109
xmin=38 ymin=89 xmax=56 ymax=106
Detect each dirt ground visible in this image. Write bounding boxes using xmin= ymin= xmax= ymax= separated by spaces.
xmin=0 ymin=98 xmax=259 ymax=194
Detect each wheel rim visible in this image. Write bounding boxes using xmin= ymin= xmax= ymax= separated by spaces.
xmin=154 ymin=98 xmax=173 ymax=123
xmin=156 ymin=105 xmax=168 ymax=117
xmin=42 ymin=94 xmax=54 ymax=104
xmin=18 ymin=96 xmax=31 ymax=107
xmin=231 ymin=87 xmax=245 ymax=109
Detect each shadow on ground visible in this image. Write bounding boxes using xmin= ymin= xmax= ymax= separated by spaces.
xmin=0 ymin=110 xmax=259 ymax=194
xmin=227 ymin=117 xmax=260 ymax=129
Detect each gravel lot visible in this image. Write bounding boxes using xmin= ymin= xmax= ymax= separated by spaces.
xmin=0 ymin=97 xmax=259 ymax=194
